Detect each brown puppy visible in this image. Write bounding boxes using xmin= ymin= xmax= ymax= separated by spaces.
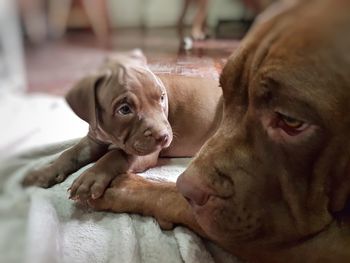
xmin=22 ymin=50 xmax=222 ymax=201
xmin=86 ymin=1 xmax=350 ymax=262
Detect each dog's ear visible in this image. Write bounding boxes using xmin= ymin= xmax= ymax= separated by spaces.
xmin=219 ymin=47 xmax=250 ymax=109
xmin=65 ymin=74 xmax=104 ymax=130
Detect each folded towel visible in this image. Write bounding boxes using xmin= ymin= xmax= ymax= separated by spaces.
xmin=0 ymin=141 xmax=240 ymax=263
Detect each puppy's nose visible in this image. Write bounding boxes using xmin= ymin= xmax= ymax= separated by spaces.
xmin=176 ymin=173 xmax=210 ymax=206
xmin=144 ymin=129 xmax=169 ymax=146
xmin=155 ymin=133 xmax=169 ymax=146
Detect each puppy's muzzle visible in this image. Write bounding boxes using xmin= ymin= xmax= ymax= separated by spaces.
xmin=144 ymin=129 xmax=171 ymax=147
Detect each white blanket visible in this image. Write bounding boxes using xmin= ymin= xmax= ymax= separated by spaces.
xmin=0 ymin=92 xmax=241 ymax=263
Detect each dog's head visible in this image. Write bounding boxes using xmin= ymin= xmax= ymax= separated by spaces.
xmin=66 ymin=50 xmax=172 ymax=155
xmin=177 ymin=0 xmax=350 ymax=254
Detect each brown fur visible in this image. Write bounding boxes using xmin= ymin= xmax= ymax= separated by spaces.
xmin=22 ymin=50 xmax=222 ymax=203
xmin=84 ymin=1 xmax=350 ymax=262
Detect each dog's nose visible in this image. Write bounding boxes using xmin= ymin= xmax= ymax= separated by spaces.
xmin=156 ymin=133 xmax=169 ymax=146
xmin=144 ymin=129 xmax=169 ymax=146
xmin=176 ymin=173 xmax=210 ymax=206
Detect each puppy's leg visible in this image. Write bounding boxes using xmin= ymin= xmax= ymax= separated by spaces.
xmin=22 ymin=136 xmax=108 ymax=188
xmin=87 ymin=173 xmax=207 ymax=235
xmin=69 ymin=150 xmax=159 ymax=201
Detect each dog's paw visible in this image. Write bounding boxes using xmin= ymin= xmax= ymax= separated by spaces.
xmin=156 ymin=218 xmax=174 ymax=230
xmin=87 ymin=174 xmax=175 ymax=230
xmin=69 ymin=170 xmax=115 ymax=201
xmin=22 ymin=166 xmax=67 ymax=188
xmin=86 ymin=173 xmax=145 ymax=211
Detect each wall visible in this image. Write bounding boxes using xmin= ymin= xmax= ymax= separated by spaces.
xmin=107 ymin=0 xmax=246 ymax=28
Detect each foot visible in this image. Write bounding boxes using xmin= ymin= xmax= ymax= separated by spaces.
xmin=87 ymin=173 xmax=174 ymax=230
xmin=22 ymin=165 xmax=68 ymax=188
xmin=69 ymin=168 xmax=116 ymax=201
xmin=191 ymin=27 xmax=208 ymax=41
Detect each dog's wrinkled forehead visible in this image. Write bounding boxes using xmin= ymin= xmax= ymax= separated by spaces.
xmin=102 ymin=49 xmax=147 ymax=71
xmin=130 ymin=67 xmax=165 ymax=92
xmin=96 ymin=57 xmax=165 ymax=111
xmin=102 ymin=63 xmax=163 ymax=92
xmin=219 ymin=16 xmax=350 ymax=128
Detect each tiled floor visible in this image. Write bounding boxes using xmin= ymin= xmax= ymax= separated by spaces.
xmin=25 ymin=28 xmax=240 ymax=96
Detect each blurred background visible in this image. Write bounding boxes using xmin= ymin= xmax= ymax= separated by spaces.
xmin=0 ymin=0 xmax=275 ymax=157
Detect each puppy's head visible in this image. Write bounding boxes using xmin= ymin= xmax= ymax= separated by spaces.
xmin=177 ymin=0 xmax=350 ymax=255
xmin=66 ymin=50 xmax=172 ymax=155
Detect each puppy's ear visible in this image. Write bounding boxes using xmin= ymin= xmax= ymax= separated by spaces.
xmin=65 ymin=74 xmax=104 ymax=130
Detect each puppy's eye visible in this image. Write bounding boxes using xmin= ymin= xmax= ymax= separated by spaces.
xmin=276 ymin=113 xmax=309 ymax=135
xmin=117 ymin=104 xmax=132 ymax=115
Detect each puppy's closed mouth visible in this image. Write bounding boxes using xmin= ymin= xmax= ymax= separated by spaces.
xmin=126 ymin=144 xmax=164 ymax=156
xmin=128 ymin=134 xmax=173 ymax=156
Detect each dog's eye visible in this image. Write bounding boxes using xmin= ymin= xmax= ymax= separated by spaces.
xmin=277 ymin=113 xmax=308 ymax=135
xmin=281 ymin=115 xmax=304 ymax=128
xmin=117 ymin=104 xmax=132 ymax=115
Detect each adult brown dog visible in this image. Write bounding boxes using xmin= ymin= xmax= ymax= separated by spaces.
xmin=22 ymin=50 xmax=222 ymax=202
xmin=85 ymin=1 xmax=350 ymax=262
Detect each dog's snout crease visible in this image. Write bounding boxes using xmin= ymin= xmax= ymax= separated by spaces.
xmin=177 ymin=174 xmax=210 ymax=206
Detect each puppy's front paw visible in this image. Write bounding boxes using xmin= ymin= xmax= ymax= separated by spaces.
xmin=22 ymin=166 xmax=67 ymax=188
xmin=87 ymin=173 xmax=143 ymax=211
xmin=87 ymin=174 xmax=175 ymax=230
xmin=69 ymin=170 xmax=115 ymax=201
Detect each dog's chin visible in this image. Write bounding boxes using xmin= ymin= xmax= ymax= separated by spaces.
xmin=191 ymin=196 xmax=262 ymax=244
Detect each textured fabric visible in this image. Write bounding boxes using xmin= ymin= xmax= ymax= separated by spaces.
xmin=0 ymin=144 xmax=240 ymax=263
xmin=0 ymin=91 xmax=87 ymax=158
